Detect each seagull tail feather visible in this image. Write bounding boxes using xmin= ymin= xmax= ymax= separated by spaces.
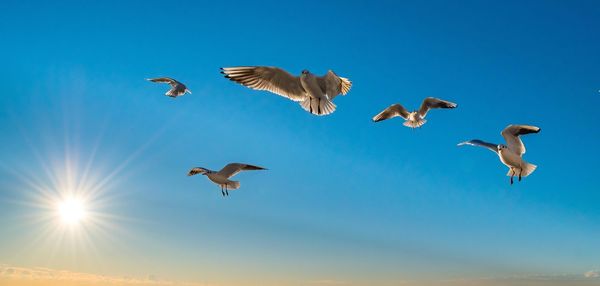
xmin=225 ymin=181 xmax=240 ymax=190
xmin=165 ymin=89 xmax=177 ymax=97
xmin=506 ymin=162 xmax=537 ymax=177
xmin=403 ymin=119 xmax=427 ymax=128
xmin=299 ymin=97 xmax=336 ymax=116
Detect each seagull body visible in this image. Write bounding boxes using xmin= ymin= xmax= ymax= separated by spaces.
xmin=187 ymin=163 xmax=266 ymax=196
xmin=146 ymin=77 xmax=191 ymax=98
xmin=221 ymin=66 xmax=351 ymax=116
xmin=372 ymin=97 xmax=457 ymax=128
xmin=458 ymin=125 xmax=541 ymax=184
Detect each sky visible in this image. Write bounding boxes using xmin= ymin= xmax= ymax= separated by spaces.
xmin=0 ymin=0 xmax=599 ymax=285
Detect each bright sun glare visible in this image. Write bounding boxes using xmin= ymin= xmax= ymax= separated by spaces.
xmin=58 ymin=198 xmax=86 ymax=225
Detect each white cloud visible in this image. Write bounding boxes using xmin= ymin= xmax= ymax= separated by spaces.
xmin=584 ymin=270 xmax=599 ymax=278
xmin=0 ymin=264 xmax=213 ymax=286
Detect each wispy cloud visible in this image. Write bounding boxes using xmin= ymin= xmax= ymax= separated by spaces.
xmin=3 ymin=265 xmax=599 ymax=286
xmin=584 ymin=270 xmax=599 ymax=278
xmin=308 ymin=279 xmax=348 ymax=285
xmin=0 ymin=264 xmax=212 ymax=286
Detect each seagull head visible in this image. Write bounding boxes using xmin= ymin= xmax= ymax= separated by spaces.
xmin=497 ymin=144 xmax=508 ymax=151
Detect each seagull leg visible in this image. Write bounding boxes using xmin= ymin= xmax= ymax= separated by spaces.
xmin=221 ymin=186 xmax=225 ymax=196
xmin=519 ymin=169 xmax=522 ymax=182
xmin=510 ymin=169 xmax=514 ymax=185
xmin=225 ymin=186 xmax=229 ymax=196
xmin=318 ymin=98 xmax=321 ymax=114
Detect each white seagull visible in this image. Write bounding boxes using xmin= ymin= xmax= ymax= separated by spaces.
xmin=221 ymin=66 xmax=352 ymax=116
xmin=458 ymin=124 xmax=541 ymax=184
xmin=188 ymin=163 xmax=267 ymax=196
xmin=146 ymin=77 xmax=191 ymax=98
xmin=372 ymin=97 xmax=457 ymax=128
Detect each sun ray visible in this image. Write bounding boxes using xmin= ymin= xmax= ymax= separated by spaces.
xmin=1 ymin=78 xmax=187 ymax=270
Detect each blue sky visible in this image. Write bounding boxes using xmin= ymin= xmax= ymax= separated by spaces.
xmin=0 ymin=1 xmax=599 ymax=285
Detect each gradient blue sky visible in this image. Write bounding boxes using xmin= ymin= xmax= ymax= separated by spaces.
xmin=0 ymin=1 xmax=599 ymax=285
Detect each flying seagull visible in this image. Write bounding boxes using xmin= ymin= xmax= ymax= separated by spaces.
xmin=146 ymin=77 xmax=191 ymax=98
xmin=187 ymin=163 xmax=267 ymax=196
xmin=220 ymin=66 xmax=352 ymax=116
xmin=458 ymin=124 xmax=541 ymax=184
xmin=372 ymin=97 xmax=457 ymax=128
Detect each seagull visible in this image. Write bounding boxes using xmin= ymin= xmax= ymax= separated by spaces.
xmin=187 ymin=163 xmax=267 ymax=196
xmin=146 ymin=77 xmax=191 ymax=98
xmin=220 ymin=66 xmax=352 ymax=116
xmin=458 ymin=125 xmax=541 ymax=184
xmin=372 ymin=97 xmax=457 ymax=128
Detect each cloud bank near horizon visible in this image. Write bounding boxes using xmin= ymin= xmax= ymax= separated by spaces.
xmin=0 ymin=265 xmax=211 ymax=286
xmin=1 ymin=264 xmax=599 ymax=286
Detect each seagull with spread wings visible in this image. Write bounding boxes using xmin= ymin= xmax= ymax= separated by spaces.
xmin=372 ymin=97 xmax=457 ymax=128
xmin=188 ymin=163 xmax=267 ymax=196
xmin=220 ymin=66 xmax=351 ymax=116
xmin=458 ymin=125 xmax=541 ymax=184
xmin=146 ymin=77 xmax=191 ymax=98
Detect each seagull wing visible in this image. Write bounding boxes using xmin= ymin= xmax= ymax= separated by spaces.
xmin=316 ymin=70 xmax=352 ymax=100
xmin=221 ymin=66 xmax=306 ymax=102
xmin=457 ymin=139 xmax=498 ymax=154
xmin=372 ymin=104 xmax=410 ymax=122
xmin=417 ymin=97 xmax=458 ymax=118
xmin=187 ymin=167 xmax=208 ymax=176
xmin=147 ymin=77 xmax=178 ymax=87
xmin=501 ymin=125 xmax=541 ymax=156
xmin=218 ymin=163 xmax=267 ymax=179
xmin=147 ymin=77 xmax=189 ymax=96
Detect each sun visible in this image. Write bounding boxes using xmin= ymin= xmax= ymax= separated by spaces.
xmin=57 ymin=198 xmax=86 ymax=225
